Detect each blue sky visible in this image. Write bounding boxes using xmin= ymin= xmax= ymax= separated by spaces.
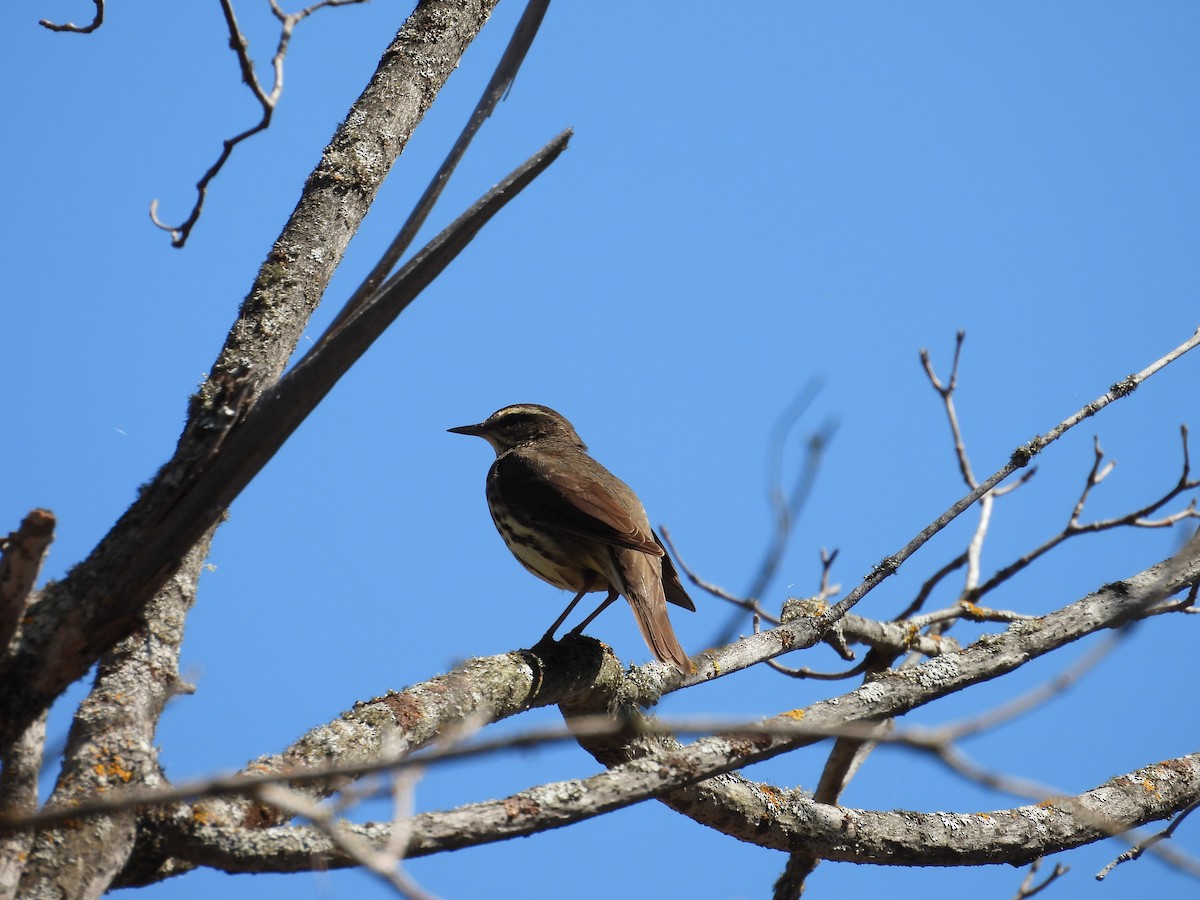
xmin=5 ymin=1 xmax=1199 ymax=897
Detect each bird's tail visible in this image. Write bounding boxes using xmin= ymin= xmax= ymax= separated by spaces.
xmin=613 ymin=548 xmax=695 ymax=674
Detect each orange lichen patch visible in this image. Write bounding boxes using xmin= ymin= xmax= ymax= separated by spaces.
xmin=780 ymin=709 xmax=805 ymax=721
xmin=793 ymin=599 xmax=828 ymax=616
xmin=192 ymin=806 xmax=217 ymax=826
xmin=959 ymin=601 xmax=984 ymax=618
xmin=758 ymin=784 xmax=786 ymax=807
xmin=91 ymin=750 xmax=134 ymax=784
xmin=1141 ymin=780 xmax=1160 ymax=795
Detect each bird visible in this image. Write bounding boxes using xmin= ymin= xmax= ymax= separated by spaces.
xmin=448 ymin=404 xmax=695 ymax=672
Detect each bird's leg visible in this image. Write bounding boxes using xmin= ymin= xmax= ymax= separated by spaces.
xmin=567 ymin=590 xmax=620 ymax=636
xmin=541 ymin=588 xmax=589 ymax=643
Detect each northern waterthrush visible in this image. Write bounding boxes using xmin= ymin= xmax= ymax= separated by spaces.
xmin=449 ymin=404 xmax=695 ymax=672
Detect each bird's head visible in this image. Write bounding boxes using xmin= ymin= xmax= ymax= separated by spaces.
xmin=448 ymin=404 xmax=586 ymax=455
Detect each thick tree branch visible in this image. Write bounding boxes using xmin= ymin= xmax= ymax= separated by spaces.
xmin=62 ymin=540 xmax=1193 ymax=878
xmin=0 ymin=508 xmax=54 ymax=651
xmin=190 ymin=628 xmax=604 ymax=832
xmin=16 ymin=540 xmax=208 ymax=897
xmin=670 ymin=753 xmax=1200 ymax=866
xmin=564 ymin=539 xmax=1200 ymax=850
xmin=0 ymin=0 xmax=532 ymax=754
xmin=5 ymin=536 xmax=1194 ymax=883
xmin=160 ymin=752 xmax=1200 ymax=873
xmin=0 ymin=711 xmax=45 ymax=895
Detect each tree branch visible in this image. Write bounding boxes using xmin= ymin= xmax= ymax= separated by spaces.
xmin=323 ymin=0 xmax=554 ymax=336
xmin=0 ymin=0 xmax=549 ymax=753
xmin=38 ymin=0 xmax=104 ymax=33
xmin=16 ymin=541 xmax=208 ymax=896
xmin=164 ymin=751 xmax=1200 ymax=873
xmin=0 ymin=508 xmax=55 ymax=650
xmin=150 ymin=0 xmax=371 ymax=246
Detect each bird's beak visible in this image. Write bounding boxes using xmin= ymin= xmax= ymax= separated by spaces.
xmin=447 ymin=422 xmax=486 ymax=437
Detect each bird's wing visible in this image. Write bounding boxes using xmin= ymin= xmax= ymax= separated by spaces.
xmin=496 ymin=449 xmax=663 ymax=556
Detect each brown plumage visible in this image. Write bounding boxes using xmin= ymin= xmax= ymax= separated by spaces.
xmin=449 ymin=404 xmax=695 ymax=672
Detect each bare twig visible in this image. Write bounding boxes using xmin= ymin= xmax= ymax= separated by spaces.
xmin=905 ymin=602 xmax=1033 ymax=630
xmin=815 ymin=327 xmax=1200 ymax=633
xmin=993 ymin=469 xmax=1038 ymax=496
xmin=715 ymin=383 xmax=834 ymax=644
xmin=383 ymin=765 xmax=424 ymax=876
xmin=1011 ymin=858 xmax=1070 ymax=899
xmin=921 ymin=332 xmax=1002 ymax=595
xmin=765 ymin=657 xmax=872 ymax=680
xmin=816 ymin=548 xmax=840 ymax=598
xmin=322 ymin=0 xmax=553 ymax=339
xmin=764 ymin=550 xmax=853 ymax=678
xmin=913 ymin=727 xmax=1078 ymax=799
xmin=1096 ymin=797 xmax=1200 ymax=881
xmin=752 ymin=380 xmax=832 ymax=598
xmin=150 ymin=0 xmax=369 ymax=246
xmin=255 ymin=784 xmax=438 ymax=899
xmin=892 ymin=551 xmax=969 ymax=620
xmin=38 ymin=0 xmax=104 ymax=32
xmin=766 ymin=607 xmax=956 ymax=680
xmin=766 ymin=563 xmax=850 ymax=675
xmin=659 ymin=526 xmax=779 ymax=624
xmin=969 ymin=426 xmax=1199 ymax=602
xmin=920 ymin=330 xmax=974 ymax=486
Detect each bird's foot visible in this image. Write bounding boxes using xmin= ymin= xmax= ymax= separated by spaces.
xmin=532 ymin=629 xmax=559 ymax=651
